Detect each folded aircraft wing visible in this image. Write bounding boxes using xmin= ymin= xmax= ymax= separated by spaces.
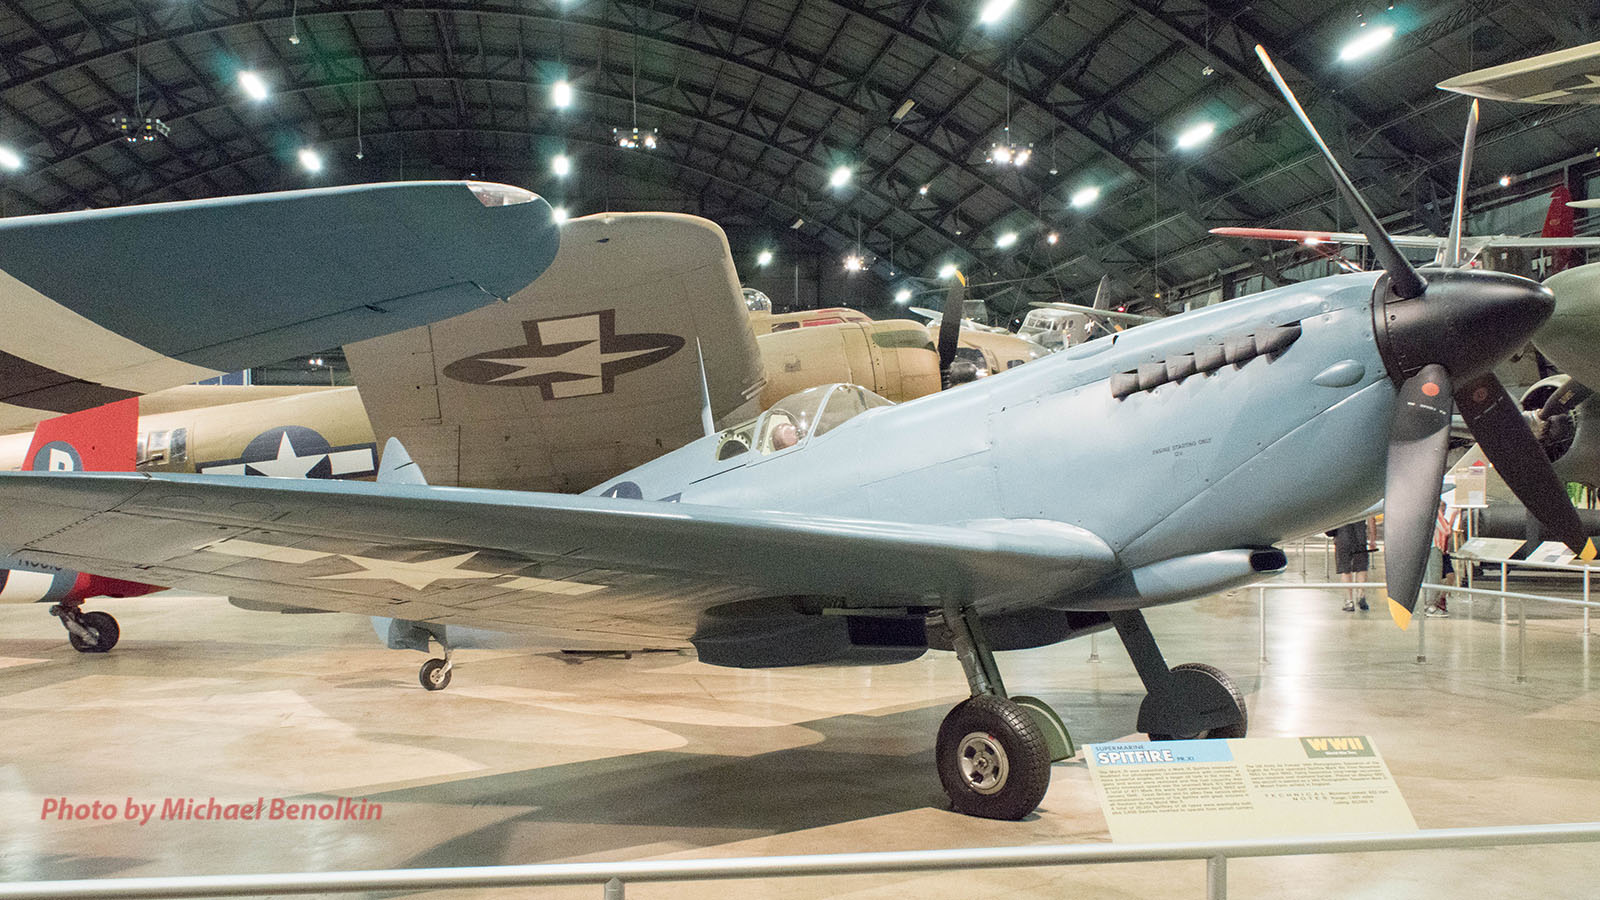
xmin=344 ymin=212 xmax=767 ymax=493
xmin=0 ymin=182 xmax=558 ymax=431
xmin=1438 ymin=41 xmax=1600 ymax=104
xmin=0 ymin=472 xmax=1118 ymax=647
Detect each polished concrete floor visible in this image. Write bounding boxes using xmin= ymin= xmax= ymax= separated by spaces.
xmin=1 ymin=548 xmax=1597 ymax=898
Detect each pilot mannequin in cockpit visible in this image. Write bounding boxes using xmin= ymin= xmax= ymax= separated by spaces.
xmin=770 ymin=421 xmax=800 ymax=451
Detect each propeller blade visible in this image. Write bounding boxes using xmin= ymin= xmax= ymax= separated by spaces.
xmin=1255 ymin=45 xmax=1428 ymax=300
xmin=936 ymin=270 xmax=966 ymax=382
xmin=1456 ymin=372 xmax=1597 ymax=558
xmin=1383 ymin=365 xmax=1454 ymax=627
xmin=1441 ymin=100 xmax=1479 ymax=268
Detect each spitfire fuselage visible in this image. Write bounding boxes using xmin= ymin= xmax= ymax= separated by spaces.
xmin=594 ymin=272 xmax=1394 ymax=576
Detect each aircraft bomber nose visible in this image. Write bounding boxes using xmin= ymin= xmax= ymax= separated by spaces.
xmin=1373 ymin=268 xmax=1554 ymax=385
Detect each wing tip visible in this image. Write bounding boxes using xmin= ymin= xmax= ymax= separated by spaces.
xmin=1582 ymin=539 xmax=1597 ymax=562
xmin=1387 ymin=597 xmax=1413 ymax=630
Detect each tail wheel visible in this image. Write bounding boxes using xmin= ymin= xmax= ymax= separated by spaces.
xmin=419 ymin=658 xmax=452 ymax=691
xmin=936 ymin=694 xmax=1051 ymax=820
xmin=1148 ymin=662 xmax=1247 ymax=741
xmin=68 ymin=611 xmax=120 ymax=653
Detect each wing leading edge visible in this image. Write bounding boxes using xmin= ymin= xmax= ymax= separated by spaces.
xmin=0 ymin=472 xmax=1118 ymax=640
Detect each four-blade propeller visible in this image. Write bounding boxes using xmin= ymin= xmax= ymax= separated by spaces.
xmin=1257 ymin=45 xmax=1596 ymax=627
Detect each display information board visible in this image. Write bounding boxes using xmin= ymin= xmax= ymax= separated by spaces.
xmin=1085 ymin=737 xmax=1417 ymax=843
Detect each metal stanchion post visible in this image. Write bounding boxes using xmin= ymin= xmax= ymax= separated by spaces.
xmin=604 ymin=877 xmax=625 ymax=899
xmin=1517 ymin=599 xmax=1527 ymax=685
xmin=1088 ymin=631 xmax=1100 ymax=663
xmin=1207 ymin=855 xmax=1228 ymax=900
xmin=1501 ymin=563 xmax=1508 ymax=623
xmin=1585 ymin=569 xmax=1592 ymax=636
xmin=1259 ymin=587 xmax=1269 ymax=665
xmin=1417 ymin=593 xmax=1427 ymax=664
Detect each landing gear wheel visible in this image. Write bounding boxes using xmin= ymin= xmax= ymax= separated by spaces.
xmin=419 ymin=658 xmax=452 ymax=691
xmin=67 ymin=611 xmax=119 ymax=653
xmin=936 ymin=694 xmax=1051 ymax=820
xmin=1148 ymin=662 xmax=1247 ymax=741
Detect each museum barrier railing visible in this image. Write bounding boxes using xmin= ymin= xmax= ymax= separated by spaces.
xmin=0 ymin=822 xmax=1596 ymax=900
xmin=1252 ymin=570 xmax=1598 ymax=680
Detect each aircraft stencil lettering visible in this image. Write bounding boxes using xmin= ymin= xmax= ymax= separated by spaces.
xmin=443 ymin=310 xmax=685 ymax=400
xmin=197 ymin=426 xmax=377 ymax=479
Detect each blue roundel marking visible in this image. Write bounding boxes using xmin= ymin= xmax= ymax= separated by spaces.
xmin=599 ymin=481 xmax=643 ymax=499
xmin=31 ymin=440 xmax=83 ymax=472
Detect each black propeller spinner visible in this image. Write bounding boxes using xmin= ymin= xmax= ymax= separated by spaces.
xmin=1257 ymin=46 xmax=1595 ymax=627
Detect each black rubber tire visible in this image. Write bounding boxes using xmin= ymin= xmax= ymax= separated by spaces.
xmin=419 ymin=658 xmax=452 ymax=691
xmin=67 ymin=611 xmax=119 ymax=653
xmin=936 ymin=694 xmax=1052 ymax=820
xmin=1149 ymin=662 xmax=1247 ymax=741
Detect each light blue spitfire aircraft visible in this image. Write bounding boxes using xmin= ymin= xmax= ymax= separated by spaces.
xmin=0 ymin=50 xmax=1590 ymax=821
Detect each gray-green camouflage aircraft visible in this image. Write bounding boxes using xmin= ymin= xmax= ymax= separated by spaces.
xmin=0 ymin=49 xmax=1592 ymax=820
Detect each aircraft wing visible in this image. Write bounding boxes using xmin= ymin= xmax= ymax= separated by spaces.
xmin=1211 ymin=226 xmax=1600 ymax=252
xmin=344 ymin=212 xmax=767 ymax=494
xmin=0 ymin=182 xmax=559 ymax=431
xmin=0 ymin=472 xmax=1119 ymax=647
xmin=1438 ymin=41 xmax=1600 ymax=104
xmin=1209 ymin=227 xmax=1444 ymax=248
xmin=1026 ymin=301 xmax=1155 ymax=325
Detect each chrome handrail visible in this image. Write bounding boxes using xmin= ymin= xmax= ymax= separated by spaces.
xmin=0 ymin=823 xmax=1595 ymax=900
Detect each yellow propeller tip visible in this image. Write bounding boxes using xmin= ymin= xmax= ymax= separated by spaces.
xmin=1582 ymin=539 xmax=1597 ymax=562
xmin=1387 ymin=598 xmax=1413 ymax=630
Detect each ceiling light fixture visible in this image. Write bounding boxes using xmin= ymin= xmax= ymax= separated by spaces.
xmin=297 ymin=147 xmax=322 ymax=173
xmin=978 ymin=0 xmax=1016 ymax=26
xmin=551 ymin=154 xmax=572 ymax=177
xmin=757 ymin=249 xmax=774 ymax=267
xmin=1046 ymin=232 xmax=1059 ymax=245
xmin=239 ymin=70 xmax=270 ymax=101
xmin=551 ymin=79 xmax=573 ymax=109
xmin=0 ymin=145 xmax=21 ymax=171
xmin=996 ymin=231 xmax=1018 ymax=249
xmin=938 ymin=263 xmax=957 ymax=280
xmin=829 ymin=165 xmax=851 ymax=188
xmin=1175 ymin=121 xmax=1216 ymax=150
xmin=895 ymin=288 xmax=912 ymax=304
xmin=986 ymin=78 xmax=1031 ymax=167
xmin=1070 ymin=185 xmax=1100 ymax=208
xmin=1338 ymin=25 xmax=1395 ymax=62
xmin=551 ymin=206 xmax=569 ymax=225
xmin=614 ymin=41 xmax=660 ymax=151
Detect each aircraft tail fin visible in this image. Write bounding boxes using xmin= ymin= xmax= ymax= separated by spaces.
xmin=1091 ymin=275 xmax=1112 ymax=310
xmin=22 ymin=397 xmax=139 ymax=473
xmin=1543 ymin=184 xmax=1576 ymax=274
xmin=377 ymin=437 xmax=428 ymax=485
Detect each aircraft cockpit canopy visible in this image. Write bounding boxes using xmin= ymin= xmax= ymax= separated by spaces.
xmin=742 ymin=287 xmax=773 ymax=313
xmin=714 ymin=383 xmax=893 ymax=460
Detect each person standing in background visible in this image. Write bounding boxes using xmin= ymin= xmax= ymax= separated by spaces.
xmin=1334 ymin=516 xmax=1376 ymax=611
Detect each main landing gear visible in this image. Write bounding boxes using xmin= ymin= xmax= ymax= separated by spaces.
xmin=1108 ymin=610 xmax=1247 ymax=741
xmin=932 ymin=605 xmax=1072 ymax=820
xmin=50 ymin=600 xmax=119 ymax=653
xmin=931 ymin=606 xmax=1247 ymax=820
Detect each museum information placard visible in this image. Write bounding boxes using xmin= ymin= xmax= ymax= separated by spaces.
xmin=1085 ymin=737 xmax=1417 ymax=842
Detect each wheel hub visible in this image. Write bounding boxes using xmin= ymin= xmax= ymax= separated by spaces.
xmin=956 ymin=731 xmax=1009 ymax=795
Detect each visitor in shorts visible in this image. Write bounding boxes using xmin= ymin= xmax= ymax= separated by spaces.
xmin=1333 ymin=518 xmax=1374 ymax=612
